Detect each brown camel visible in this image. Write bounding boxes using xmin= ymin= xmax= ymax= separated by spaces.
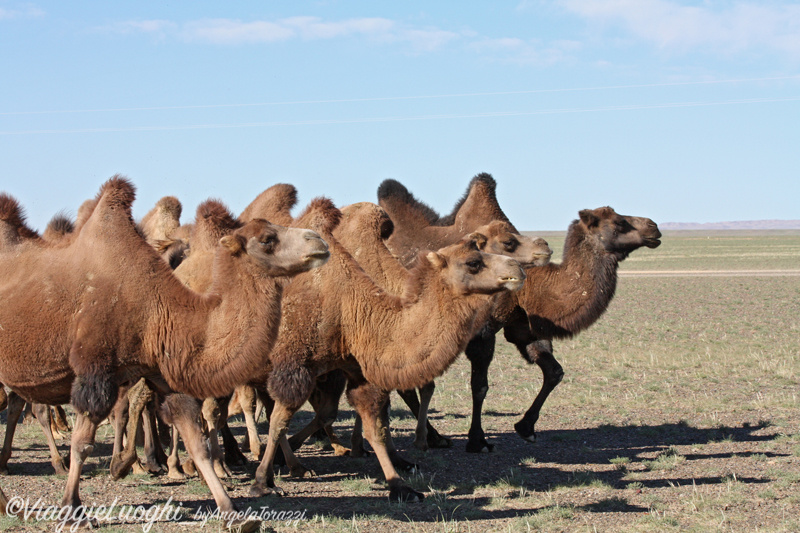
xmin=0 ymin=176 xmax=329 ymax=528
xmin=332 ymin=202 xmax=551 ymax=451
xmin=0 ymin=195 xmax=74 ymax=476
xmin=378 ymin=173 xmax=662 ymax=451
xmin=249 ymin=199 xmax=526 ymax=502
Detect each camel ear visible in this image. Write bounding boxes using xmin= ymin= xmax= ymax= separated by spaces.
xmin=220 ymin=234 xmax=245 ymax=255
xmin=579 ymin=209 xmax=600 ymax=228
xmin=426 ymin=251 xmax=447 ymax=269
xmin=465 ymin=232 xmax=488 ymax=250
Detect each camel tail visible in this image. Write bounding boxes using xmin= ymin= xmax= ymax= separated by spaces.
xmin=294 ymin=197 xmax=342 ymax=234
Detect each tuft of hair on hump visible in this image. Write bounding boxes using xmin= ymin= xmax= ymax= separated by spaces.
xmin=377 ymin=179 xmax=441 ymax=224
xmin=156 ymin=196 xmax=183 ymax=219
xmin=0 ymin=193 xmax=40 ymax=239
xmin=45 ymin=211 xmax=75 ymax=237
xmin=240 ymin=183 xmax=298 ymax=223
xmin=436 ymin=172 xmax=499 ymax=226
xmin=94 ymin=175 xmax=137 ymax=216
xmin=294 ymin=197 xmax=342 ymax=234
xmin=195 ymin=199 xmax=242 ymax=242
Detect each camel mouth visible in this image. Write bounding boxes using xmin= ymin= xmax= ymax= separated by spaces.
xmin=644 ymin=238 xmax=661 ymax=249
xmin=304 ymin=250 xmax=331 ymax=263
xmin=499 ymin=276 xmax=525 ymax=291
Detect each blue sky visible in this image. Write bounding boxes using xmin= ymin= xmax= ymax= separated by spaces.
xmin=2 ymin=1 xmax=798 ymax=231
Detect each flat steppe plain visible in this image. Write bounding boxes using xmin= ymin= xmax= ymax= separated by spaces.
xmin=2 ymin=230 xmax=799 ymax=532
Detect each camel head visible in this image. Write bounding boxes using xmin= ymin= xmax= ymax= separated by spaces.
xmin=468 ymin=220 xmax=552 ymax=268
xmin=578 ymin=206 xmax=662 ymax=260
xmin=425 ymin=239 xmax=526 ymax=296
xmin=220 ymin=219 xmax=330 ymax=276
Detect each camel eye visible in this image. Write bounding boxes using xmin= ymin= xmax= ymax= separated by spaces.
xmin=466 ymin=259 xmax=484 ymax=273
xmin=260 ymin=235 xmax=277 ymax=251
xmin=502 ymin=239 xmax=518 ymax=252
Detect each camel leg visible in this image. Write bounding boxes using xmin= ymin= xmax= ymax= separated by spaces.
xmin=347 ymin=378 xmax=422 ymax=502
xmin=220 ymin=419 xmax=248 ymax=467
xmin=250 ymin=401 xmax=299 ymax=497
xmin=288 ymin=371 xmax=349 ymax=456
xmin=380 ymin=398 xmax=418 ymax=472
xmin=141 ymin=400 xmax=168 ymax=474
xmin=512 ymin=339 xmax=563 ymax=441
xmin=111 ymin=385 xmax=130 ymax=460
xmin=30 ymin=403 xmax=69 ymax=475
xmin=396 ymin=386 xmax=452 ymax=450
xmin=50 ymin=406 xmax=71 ymax=440
xmin=161 ymin=394 xmax=259 ymax=533
xmin=0 ymin=388 xmax=7 ymax=413
xmin=0 ymin=392 xmax=26 ymax=473
xmin=61 ymin=413 xmax=99 ymax=519
xmin=236 ymin=385 xmax=262 ymax=458
xmin=166 ymin=424 xmax=187 ymax=480
xmin=201 ymin=397 xmax=232 ymax=478
xmin=0 ymin=484 xmax=9 ymax=515
xmin=110 ymin=379 xmax=150 ymax=479
xmin=464 ymin=326 xmax=497 ymax=453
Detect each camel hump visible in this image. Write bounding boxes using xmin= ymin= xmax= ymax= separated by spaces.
xmin=294 ymin=197 xmax=341 ymax=234
xmin=0 ymin=193 xmax=40 ymax=240
xmin=94 ymin=175 xmax=136 ymax=214
xmin=194 ymin=199 xmax=241 ymax=247
xmin=377 ymin=179 xmax=440 ymax=225
xmin=240 ymin=183 xmax=298 ymax=224
xmin=340 ymin=202 xmax=394 ymax=240
xmin=43 ymin=211 xmax=75 ymax=239
xmin=437 ymin=172 xmax=506 ymax=227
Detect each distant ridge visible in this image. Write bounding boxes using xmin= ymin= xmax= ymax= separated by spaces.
xmin=661 ymin=220 xmax=800 ymax=230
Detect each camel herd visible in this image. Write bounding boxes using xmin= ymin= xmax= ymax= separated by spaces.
xmin=0 ymin=173 xmax=661 ymax=531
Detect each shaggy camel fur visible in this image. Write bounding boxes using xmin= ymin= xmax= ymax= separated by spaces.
xmin=0 ymin=195 xmax=74 ymax=475
xmin=378 ymin=174 xmax=661 ymax=451
xmin=311 ymin=202 xmax=552 ymax=452
xmin=0 ymin=177 xmax=329 ymax=527
xmin=249 ymin=200 xmax=525 ymax=502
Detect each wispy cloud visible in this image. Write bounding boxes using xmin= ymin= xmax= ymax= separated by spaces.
xmin=561 ymin=0 xmax=800 ymax=57
xmin=470 ymin=37 xmax=581 ymax=65
xmin=106 ymin=16 xmax=458 ymax=52
xmin=0 ymin=3 xmax=44 ymax=20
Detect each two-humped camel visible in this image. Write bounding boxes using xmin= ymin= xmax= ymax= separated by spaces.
xmin=0 ymin=177 xmax=329 ymax=528
xmin=0 ymin=195 xmax=76 ymax=476
xmin=327 ymin=202 xmax=552 ymax=451
xmin=378 ymin=173 xmax=662 ymax=451
xmin=249 ymin=200 xmax=525 ymax=502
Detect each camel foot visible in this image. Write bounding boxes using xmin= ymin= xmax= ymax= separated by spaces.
xmin=331 ymin=444 xmax=351 ymax=457
xmin=224 ymin=446 xmax=248 ymax=467
xmin=131 ymin=460 xmax=148 ymax=476
xmin=228 ymin=518 xmax=262 ymax=533
xmin=62 ymin=517 xmax=99 ymax=529
xmin=213 ymin=459 xmax=232 ymax=478
xmin=142 ymin=459 xmax=165 ymax=475
xmin=52 ymin=456 xmax=69 ymax=476
xmin=182 ymin=458 xmax=197 ymax=477
xmin=288 ymin=464 xmax=316 ymax=479
xmin=413 ymin=438 xmax=429 ymax=452
xmin=388 ymin=485 xmax=424 ymax=503
xmin=427 ymin=431 xmax=453 ymax=449
xmin=390 ymin=455 xmax=418 ymax=473
xmin=167 ymin=466 xmax=186 ymax=480
xmin=248 ymin=483 xmax=284 ymax=498
xmin=514 ymin=420 xmax=536 ymax=442
xmin=109 ymin=453 xmax=137 ymax=480
xmin=465 ymin=435 xmax=494 ymax=453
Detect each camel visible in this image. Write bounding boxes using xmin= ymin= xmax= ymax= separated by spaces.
xmin=325 ymin=202 xmax=552 ymax=451
xmin=0 ymin=176 xmax=329 ymax=528
xmin=378 ymin=173 xmax=662 ymax=451
xmin=248 ymin=199 xmax=525 ymax=502
xmin=0 ymin=195 xmax=75 ymax=476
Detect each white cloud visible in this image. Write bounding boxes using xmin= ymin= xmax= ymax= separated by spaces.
xmin=182 ymin=19 xmax=295 ymax=44
xmin=561 ymin=0 xmax=800 ymax=56
xmin=0 ymin=4 xmax=44 ymax=20
xmin=470 ymin=37 xmax=579 ymax=65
